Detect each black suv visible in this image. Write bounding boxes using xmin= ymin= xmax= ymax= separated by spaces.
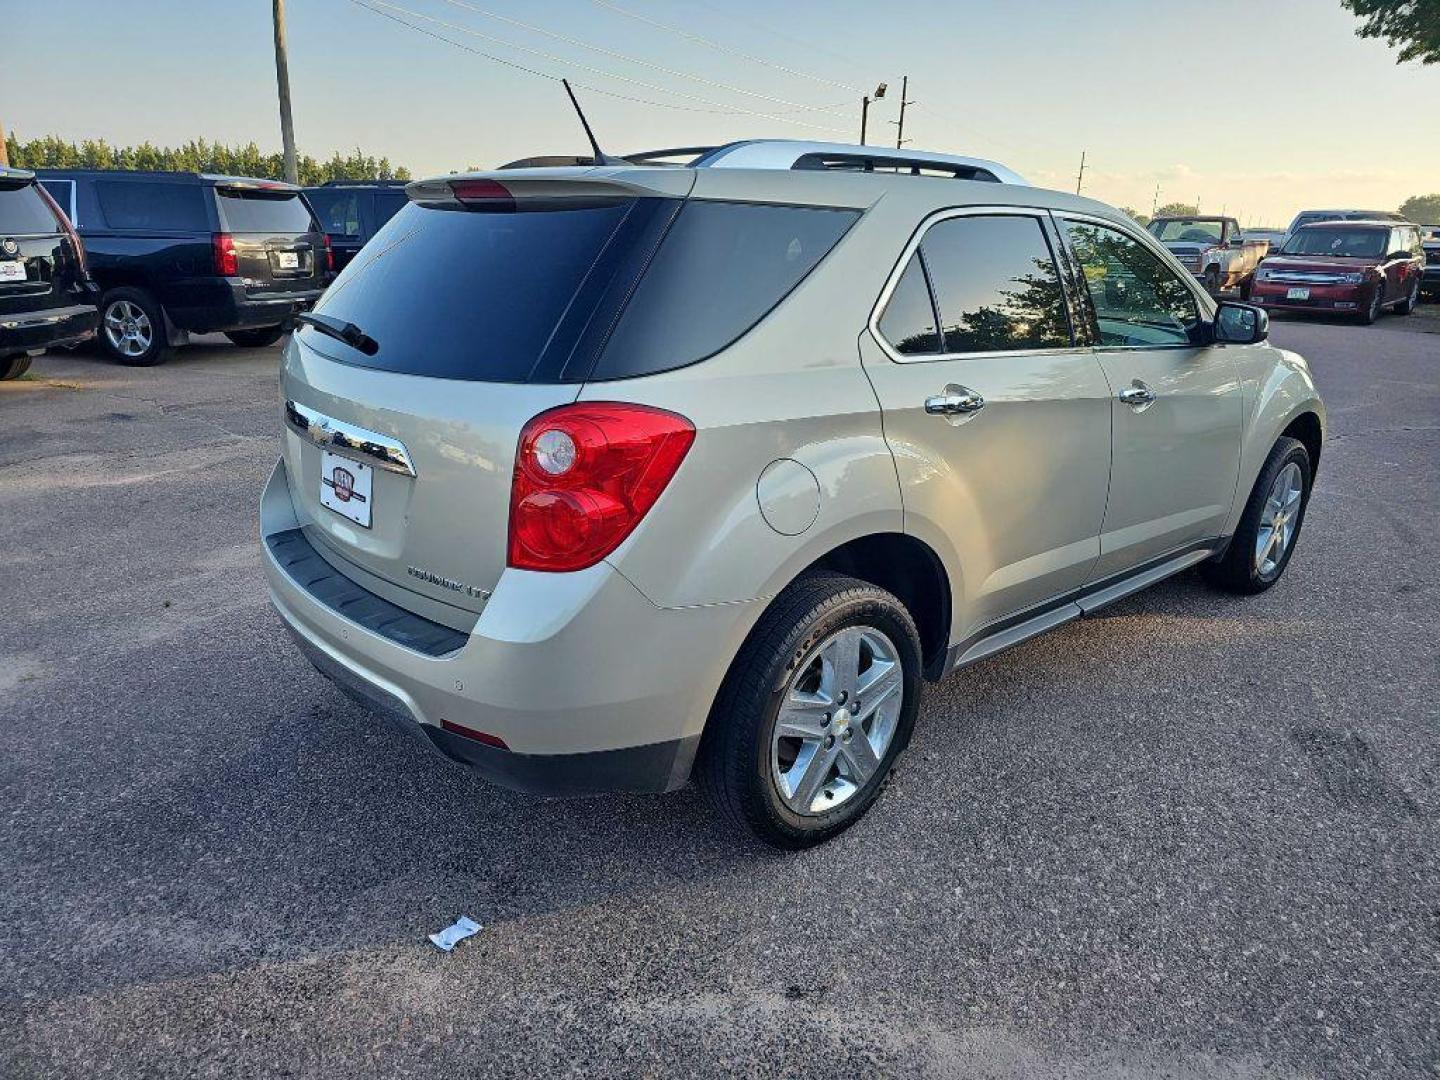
xmin=36 ymin=170 xmax=330 ymax=365
xmin=302 ymin=180 xmax=409 ymax=271
xmin=0 ymin=166 xmax=99 ymax=380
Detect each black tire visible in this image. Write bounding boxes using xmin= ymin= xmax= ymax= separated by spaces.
xmin=1204 ymin=266 xmax=1222 ymax=296
xmin=696 ymin=573 xmax=924 ymax=849
xmin=1203 ymin=436 xmax=1312 ymax=595
xmin=1395 ymin=277 xmax=1420 ymax=316
xmin=1 ymin=355 xmax=32 ymax=381
xmin=1359 ymin=283 xmax=1385 ymax=325
xmin=225 ymin=325 xmax=287 ymax=349
xmin=98 ymin=287 xmax=170 ymax=366
xmin=1239 ymin=273 xmax=1255 ymax=301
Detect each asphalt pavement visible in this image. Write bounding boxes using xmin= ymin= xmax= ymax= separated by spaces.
xmin=2 ymin=313 xmax=1437 ymax=1079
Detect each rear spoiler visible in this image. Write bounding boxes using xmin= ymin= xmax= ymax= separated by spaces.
xmin=405 ymin=169 xmax=694 ymax=211
xmin=0 ymin=165 xmax=37 ymax=186
xmin=202 ymin=174 xmax=302 ymax=193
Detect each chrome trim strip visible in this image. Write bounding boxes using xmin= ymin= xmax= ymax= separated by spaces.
xmin=1262 ymin=271 xmax=1352 ymax=285
xmin=284 ymin=400 xmax=417 ymax=477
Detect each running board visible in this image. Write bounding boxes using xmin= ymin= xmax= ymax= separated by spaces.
xmin=945 ymin=544 xmax=1219 ymax=674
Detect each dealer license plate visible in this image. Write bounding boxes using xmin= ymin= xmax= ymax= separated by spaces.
xmin=277 ymin=251 xmax=300 ymax=270
xmin=319 ymin=450 xmax=373 ymax=528
xmin=0 ymin=260 xmax=26 ymax=283
xmin=1286 ymin=287 xmax=1310 ymax=300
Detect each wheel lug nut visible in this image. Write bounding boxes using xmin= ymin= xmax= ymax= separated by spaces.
xmin=843 ymin=730 xmax=853 ymax=742
xmin=824 ymin=735 xmax=834 ymax=749
xmin=822 ymin=713 xmax=831 ymax=726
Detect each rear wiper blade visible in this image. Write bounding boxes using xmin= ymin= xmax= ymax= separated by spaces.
xmin=294 ymin=312 xmax=379 ymax=356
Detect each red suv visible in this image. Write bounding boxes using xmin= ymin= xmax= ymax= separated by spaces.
xmin=1250 ymin=220 xmax=1425 ymax=324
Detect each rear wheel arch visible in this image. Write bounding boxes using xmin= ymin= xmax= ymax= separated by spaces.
xmin=802 ymin=532 xmax=951 ymax=680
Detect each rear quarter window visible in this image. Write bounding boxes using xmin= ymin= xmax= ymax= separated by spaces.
xmin=589 ymin=200 xmax=859 ymax=380
xmin=217 ymin=190 xmax=317 ymax=233
xmin=0 ymin=182 xmax=61 ymax=234
xmin=305 ymin=189 xmax=361 ymax=236
xmin=96 ymin=181 xmax=209 ymax=231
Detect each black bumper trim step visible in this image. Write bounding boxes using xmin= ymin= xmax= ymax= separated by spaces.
xmin=265 ymin=527 xmax=469 ymax=657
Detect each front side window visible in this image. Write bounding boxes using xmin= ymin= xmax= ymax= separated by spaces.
xmin=1063 ymin=220 xmax=1200 ymax=347
xmin=918 ymin=214 xmax=1071 ymax=354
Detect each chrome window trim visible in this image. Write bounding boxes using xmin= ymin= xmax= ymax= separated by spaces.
xmin=1053 ymin=210 xmax=1216 ymax=353
xmin=284 ymin=400 xmax=417 ymax=477
xmin=867 ymin=205 xmax=1083 ymax=365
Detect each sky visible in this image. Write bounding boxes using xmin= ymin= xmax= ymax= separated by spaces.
xmin=4 ymin=0 xmax=1437 ymax=225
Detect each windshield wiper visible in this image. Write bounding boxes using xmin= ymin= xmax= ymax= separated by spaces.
xmin=294 ymin=312 xmax=379 ymax=356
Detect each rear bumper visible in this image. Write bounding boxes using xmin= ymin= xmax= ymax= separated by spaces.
xmin=259 ymin=457 xmax=751 ymax=796
xmin=0 ymin=301 xmax=99 ymax=357
xmin=168 ymin=280 xmax=324 ymax=334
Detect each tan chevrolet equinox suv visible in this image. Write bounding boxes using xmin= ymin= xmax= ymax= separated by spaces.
xmin=261 ymin=140 xmax=1326 ymax=848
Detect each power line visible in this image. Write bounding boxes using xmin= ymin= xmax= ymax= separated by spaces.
xmin=346 ymin=0 xmax=741 ymax=115
xmin=590 ymin=0 xmax=865 ymax=94
xmin=435 ymin=0 xmax=850 ymax=118
xmin=355 ymin=0 xmax=849 ymax=133
xmin=689 ymin=0 xmax=872 ymax=77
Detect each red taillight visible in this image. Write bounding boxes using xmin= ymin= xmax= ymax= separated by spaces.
xmin=213 ymin=233 xmax=238 ymax=276
xmin=323 ymin=233 xmax=334 ymax=272
xmin=508 ymin=403 xmax=695 ymax=572
xmin=449 ymin=178 xmax=516 ymax=212
xmin=34 ymin=183 xmax=88 ymax=276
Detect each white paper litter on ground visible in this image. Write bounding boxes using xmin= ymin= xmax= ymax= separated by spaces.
xmin=428 ymin=916 xmax=482 ymax=952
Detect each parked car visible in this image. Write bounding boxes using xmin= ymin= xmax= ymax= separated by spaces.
xmin=1421 ymin=224 xmax=1440 ymax=300
xmin=1282 ymin=208 xmax=1405 ymax=247
xmin=302 ymin=180 xmax=409 ymax=271
xmin=1250 ymin=220 xmax=1425 ymax=323
xmin=261 ymin=140 xmax=1325 ymax=848
xmin=1146 ymin=215 xmax=1266 ymax=294
xmin=1246 ymin=228 xmax=1288 ymax=257
xmin=0 ymin=166 xmax=99 ymax=380
xmin=35 ymin=170 xmax=331 ymax=365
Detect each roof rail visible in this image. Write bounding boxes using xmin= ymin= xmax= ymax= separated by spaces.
xmin=692 ymin=140 xmax=1027 ymax=184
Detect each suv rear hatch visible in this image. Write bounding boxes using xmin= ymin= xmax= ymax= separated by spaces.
xmin=214 ymin=184 xmax=325 ymax=294
xmin=0 ymin=174 xmax=78 ymax=321
xmin=280 ymin=170 xmax=858 ymax=618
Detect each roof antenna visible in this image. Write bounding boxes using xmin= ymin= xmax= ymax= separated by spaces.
xmin=562 ymin=79 xmax=625 ymax=166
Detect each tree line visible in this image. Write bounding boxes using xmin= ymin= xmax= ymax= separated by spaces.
xmin=4 ymin=134 xmax=411 ymax=184
xmin=1117 ymin=194 xmax=1440 ymax=228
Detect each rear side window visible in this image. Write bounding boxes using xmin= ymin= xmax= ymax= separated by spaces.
xmin=217 ymin=190 xmax=316 ymax=233
xmin=38 ymin=179 xmax=77 ymax=225
xmin=96 ymin=181 xmax=208 ymax=231
xmin=877 ymin=253 xmax=941 ymax=355
xmin=919 ymin=214 xmax=1071 ymax=354
xmin=305 ymin=189 xmax=361 ymax=236
xmin=0 ymin=181 xmax=61 ymax=234
xmin=590 ymin=201 xmax=858 ymax=380
xmin=307 ymin=200 xmax=641 ymax=382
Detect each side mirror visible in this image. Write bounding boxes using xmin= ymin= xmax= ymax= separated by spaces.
xmin=1214 ymin=301 xmax=1268 ymax=345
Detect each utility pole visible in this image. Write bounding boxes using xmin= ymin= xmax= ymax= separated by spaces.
xmin=859 ymin=82 xmax=887 ymax=145
xmin=0 ymin=113 xmax=8 ymax=168
xmin=891 ymin=75 xmax=914 ymax=149
xmin=1074 ymin=150 xmax=1086 ymax=195
xmin=1151 ymin=182 xmax=1161 ymax=217
xmin=272 ymin=0 xmax=298 ymax=184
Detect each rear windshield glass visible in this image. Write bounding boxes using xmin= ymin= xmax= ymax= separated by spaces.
xmin=303 ymin=197 xmax=857 ymax=383
xmin=306 ymin=200 xmax=639 ymax=382
xmin=591 ymin=201 xmax=858 ymax=380
xmin=0 ymin=182 xmax=60 ymax=234
xmin=96 ymin=181 xmax=208 ymax=231
xmin=217 ymin=190 xmax=316 ymax=233
xmin=304 ymin=189 xmax=361 ymax=236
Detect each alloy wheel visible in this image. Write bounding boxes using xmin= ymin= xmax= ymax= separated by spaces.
xmin=770 ymin=625 xmax=904 ymax=814
xmin=104 ymin=300 xmax=154 ymax=358
xmin=1255 ymin=461 xmax=1303 ymax=578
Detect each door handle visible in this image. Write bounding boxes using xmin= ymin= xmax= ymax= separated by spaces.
xmin=924 ymin=386 xmax=985 ymax=416
xmin=1117 ymin=382 xmax=1156 ymax=407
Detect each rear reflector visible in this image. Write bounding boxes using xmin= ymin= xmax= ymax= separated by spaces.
xmin=441 ymin=719 xmax=510 ymax=750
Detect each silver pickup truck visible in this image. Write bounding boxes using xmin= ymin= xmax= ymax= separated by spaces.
xmin=1147 ymin=215 xmax=1267 ymax=296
